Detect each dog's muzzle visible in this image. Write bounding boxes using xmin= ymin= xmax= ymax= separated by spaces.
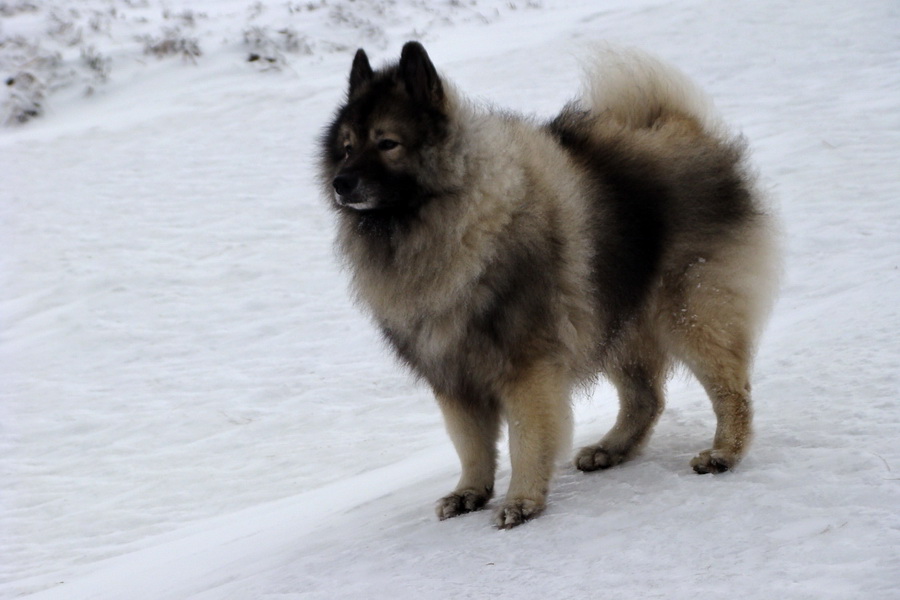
xmin=333 ymin=174 xmax=375 ymax=210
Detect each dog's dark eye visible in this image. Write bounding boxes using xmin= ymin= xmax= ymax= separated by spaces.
xmin=377 ymin=139 xmax=400 ymax=151
xmin=343 ymin=144 xmax=353 ymax=157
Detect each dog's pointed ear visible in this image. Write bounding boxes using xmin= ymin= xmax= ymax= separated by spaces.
xmin=349 ymin=49 xmax=373 ymax=95
xmin=399 ymin=41 xmax=443 ymax=107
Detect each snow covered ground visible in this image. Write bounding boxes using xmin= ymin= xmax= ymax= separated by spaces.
xmin=2 ymin=0 xmax=898 ymax=598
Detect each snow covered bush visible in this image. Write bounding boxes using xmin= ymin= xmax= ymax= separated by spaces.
xmin=0 ymin=36 xmax=59 ymax=124
xmin=3 ymin=70 xmax=44 ymax=124
xmin=244 ymin=25 xmax=312 ymax=70
xmin=140 ymin=27 xmax=202 ymax=62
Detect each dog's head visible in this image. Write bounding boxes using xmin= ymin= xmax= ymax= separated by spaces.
xmin=320 ymin=42 xmax=451 ymax=216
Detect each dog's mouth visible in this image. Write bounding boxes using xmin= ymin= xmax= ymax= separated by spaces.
xmin=335 ymin=193 xmax=379 ymax=211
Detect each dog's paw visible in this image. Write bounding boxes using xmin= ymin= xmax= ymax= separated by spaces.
xmin=691 ymin=449 xmax=739 ymax=474
xmin=436 ymin=489 xmax=490 ymax=520
xmin=574 ymin=444 xmax=626 ymax=472
xmin=492 ymin=498 xmax=544 ymax=529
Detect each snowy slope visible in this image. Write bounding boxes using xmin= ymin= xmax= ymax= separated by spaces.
xmin=2 ymin=0 xmax=898 ymax=598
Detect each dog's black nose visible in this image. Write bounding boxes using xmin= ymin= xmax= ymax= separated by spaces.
xmin=333 ymin=174 xmax=358 ymax=196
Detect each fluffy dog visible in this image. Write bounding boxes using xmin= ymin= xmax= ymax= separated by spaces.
xmin=319 ymin=42 xmax=779 ymax=528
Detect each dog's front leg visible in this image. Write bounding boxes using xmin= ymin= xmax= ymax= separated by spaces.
xmin=435 ymin=392 xmax=501 ymax=520
xmin=495 ymin=362 xmax=573 ymax=529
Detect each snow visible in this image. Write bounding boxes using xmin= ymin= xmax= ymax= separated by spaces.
xmin=2 ymin=0 xmax=898 ymax=598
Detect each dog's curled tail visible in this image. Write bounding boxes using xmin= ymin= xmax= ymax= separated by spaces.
xmin=581 ymin=46 xmax=726 ymax=138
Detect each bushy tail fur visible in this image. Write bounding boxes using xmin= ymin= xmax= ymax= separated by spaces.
xmin=580 ymin=46 xmax=726 ymax=138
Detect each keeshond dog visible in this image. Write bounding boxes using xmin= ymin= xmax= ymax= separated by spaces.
xmin=319 ymin=42 xmax=779 ymax=528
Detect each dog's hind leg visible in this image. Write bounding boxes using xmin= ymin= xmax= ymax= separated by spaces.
xmin=435 ymin=393 xmax=501 ymax=520
xmin=494 ymin=361 xmax=573 ymax=529
xmin=690 ymin=376 xmax=752 ymax=474
xmin=680 ymin=330 xmax=755 ymax=474
xmin=667 ymin=221 xmax=777 ymax=473
xmin=575 ymin=344 xmax=667 ymax=472
xmin=666 ymin=268 xmax=759 ymax=474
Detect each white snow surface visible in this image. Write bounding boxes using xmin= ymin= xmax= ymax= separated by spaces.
xmin=2 ymin=0 xmax=899 ymax=598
